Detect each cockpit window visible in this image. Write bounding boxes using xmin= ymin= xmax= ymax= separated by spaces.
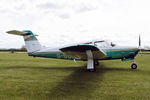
xmin=83 ymin=40 xmax=116 ymax=48
xmin=94 ymin=41 xmax=109 ymax=48
xmin=111 ymin=42 xmax=116 ymax=47
xmin=84 ymin=42 xmax=92 ymax=44
xmin=94 ymin=41 xmax=105 ymax=44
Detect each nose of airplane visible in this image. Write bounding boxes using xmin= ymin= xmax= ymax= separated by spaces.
xmin=132 ymin=47 xmax=139 ymax=52
xmin=126 ymin=47 xmax=139 ymax=55
xmin=126 ymin=47 xmax=139 ymax=58
xmin=127 ymin=47 xmax=139 ymax=51
xmin=132 ymin=47 xmax=140 ymax=55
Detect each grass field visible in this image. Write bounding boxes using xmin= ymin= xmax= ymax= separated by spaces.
xmin=0 ymin=52 xmax=150 ymax=100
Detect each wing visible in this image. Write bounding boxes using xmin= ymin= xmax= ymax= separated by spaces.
xmin=60 ymin=44 xmax=106 ymax=60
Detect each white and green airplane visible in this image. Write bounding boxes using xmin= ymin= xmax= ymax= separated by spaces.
xmin=7 ymin=30 xmax=140 ymax=72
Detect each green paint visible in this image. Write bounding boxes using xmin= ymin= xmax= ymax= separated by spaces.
xmin=23 ymin=30 xmax=37 ymax=41
xmin=104 ymin=49 xmax=138 ymax=59
xmin=29 ymin=52 xmax=74 ymax=60
xmin=121 ymin=58 xmax=134 ymax=61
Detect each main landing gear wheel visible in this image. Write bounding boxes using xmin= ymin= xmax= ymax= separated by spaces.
xmin=88 ymin=63 xmax=96 ymax=72
xmin=131 ymin=63 xmax=137 ymax=69
xmin=94 ymin=60 xmax=99 ymax=66
xmin=86 ymin=50 xmax=96 ymax=72
xmin=88 ymin=68 xmax=96 ymax=72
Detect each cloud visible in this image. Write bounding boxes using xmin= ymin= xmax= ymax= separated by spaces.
xmin=1 ymin=0 xmax=150 ymax=49
xmin=36 ymin=1 xmax=71 ymax=19
xmin=14 ymin=4 xmax=27 ymax=11
xmin=76 ymin=4 xmax=98 ymax=13
xmin=57 ymin=13 xmax=70 ymax=19
xmin=36 ymin=0 xmax=99 ymax=18
xmin=37 ymin=2 xmax=63 ymax=10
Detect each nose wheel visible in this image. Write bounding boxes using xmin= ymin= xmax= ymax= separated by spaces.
xmin=131 ymin=59 xmax=137 ymax=69
xmin=131 ymin=63 xmax=137 ymax=69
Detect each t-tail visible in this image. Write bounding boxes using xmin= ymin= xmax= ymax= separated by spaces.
xmin=7 ymin=30 xmax=42 ymax=53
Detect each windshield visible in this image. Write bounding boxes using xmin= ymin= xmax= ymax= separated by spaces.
xmin=84 ymin=42 xmax=93 ymax=44
xmin=94 ymin=41 xmax=109 ymax=48
xmin=83 ymin=40 xmax=116 ymax=48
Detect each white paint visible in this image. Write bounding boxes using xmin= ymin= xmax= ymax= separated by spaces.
xmin=86 ymin=50 xmax=94 ymax=70
xmin=25 ymin=40 xmax=41 ymax=53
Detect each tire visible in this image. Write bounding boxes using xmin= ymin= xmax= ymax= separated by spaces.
xmin=88 ymin=69 xmax=96 ymax=72
xmin=88 ymin=63 xmax=96 ymax=72
xmin=131 ymin=63 xmax=137 ymax=69
xmin=94 ymin=60 xmax=99 ymax=66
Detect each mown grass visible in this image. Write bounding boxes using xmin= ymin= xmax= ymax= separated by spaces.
xmin=0 ymin=52 xmax=150 ymax=100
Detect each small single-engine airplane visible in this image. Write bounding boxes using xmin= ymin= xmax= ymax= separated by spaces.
xmin=7 ymin=30 xmax=140 ymax=72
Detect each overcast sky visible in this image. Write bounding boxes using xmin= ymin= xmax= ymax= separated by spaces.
xmin=0 ymin=0 xmax=150 ymax=49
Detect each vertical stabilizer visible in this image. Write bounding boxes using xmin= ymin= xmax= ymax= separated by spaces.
xmin=7 ymin=30 xmax=42 ymax=53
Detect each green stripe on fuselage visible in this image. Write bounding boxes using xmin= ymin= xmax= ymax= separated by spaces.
xmin=104 ymin=49 xmax=139 ymax=59
xmin=28 ymin=52 xmax=74 ymax=60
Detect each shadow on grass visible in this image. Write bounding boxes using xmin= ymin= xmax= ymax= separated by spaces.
xmin=1 ymin=64 xmax=135 ymax=71
xmin=0 ymin=66 xmax=80 ymax=70
xmin=1 ymin=63 xmax=138 ymax=100
xmin=45 ymin=63 xmax=135 ymax=99
xmin=45 ymin=65 xmax=104 ymax=99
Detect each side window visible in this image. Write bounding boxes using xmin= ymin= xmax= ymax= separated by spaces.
xmin=111 ymin=42 xmax=116 ymax=47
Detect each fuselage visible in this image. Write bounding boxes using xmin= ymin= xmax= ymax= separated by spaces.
xmin=29 ymin=44 xmax=139 ymax=61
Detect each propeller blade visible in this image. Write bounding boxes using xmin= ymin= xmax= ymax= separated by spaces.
xmin=138 ymin=34 xmax=142 ymax=55
xmin=139 ymin=34 xmax=141 ymax=47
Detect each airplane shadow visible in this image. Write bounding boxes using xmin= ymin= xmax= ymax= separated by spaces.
xmin=2 ymin=63 xmax=134 ymax=72
xmin=45 ymin=63 xmax=134 ymax=99
xmin=1 ymin=66 xmax=79 ymax=70
xmin=2 ymin=63 xmax=138 ymax=99
xmin=46 ymin=66 xmax=104 ymax=99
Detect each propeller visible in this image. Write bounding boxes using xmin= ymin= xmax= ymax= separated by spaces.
xmin=138 ymin=34 xmax=141 ymax=53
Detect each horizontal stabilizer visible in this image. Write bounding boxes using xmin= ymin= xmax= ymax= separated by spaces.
xmin=7 ymin=30 xmax=30 ymax=36
xmin=7 ymin=30 xmax=38 ymax=36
